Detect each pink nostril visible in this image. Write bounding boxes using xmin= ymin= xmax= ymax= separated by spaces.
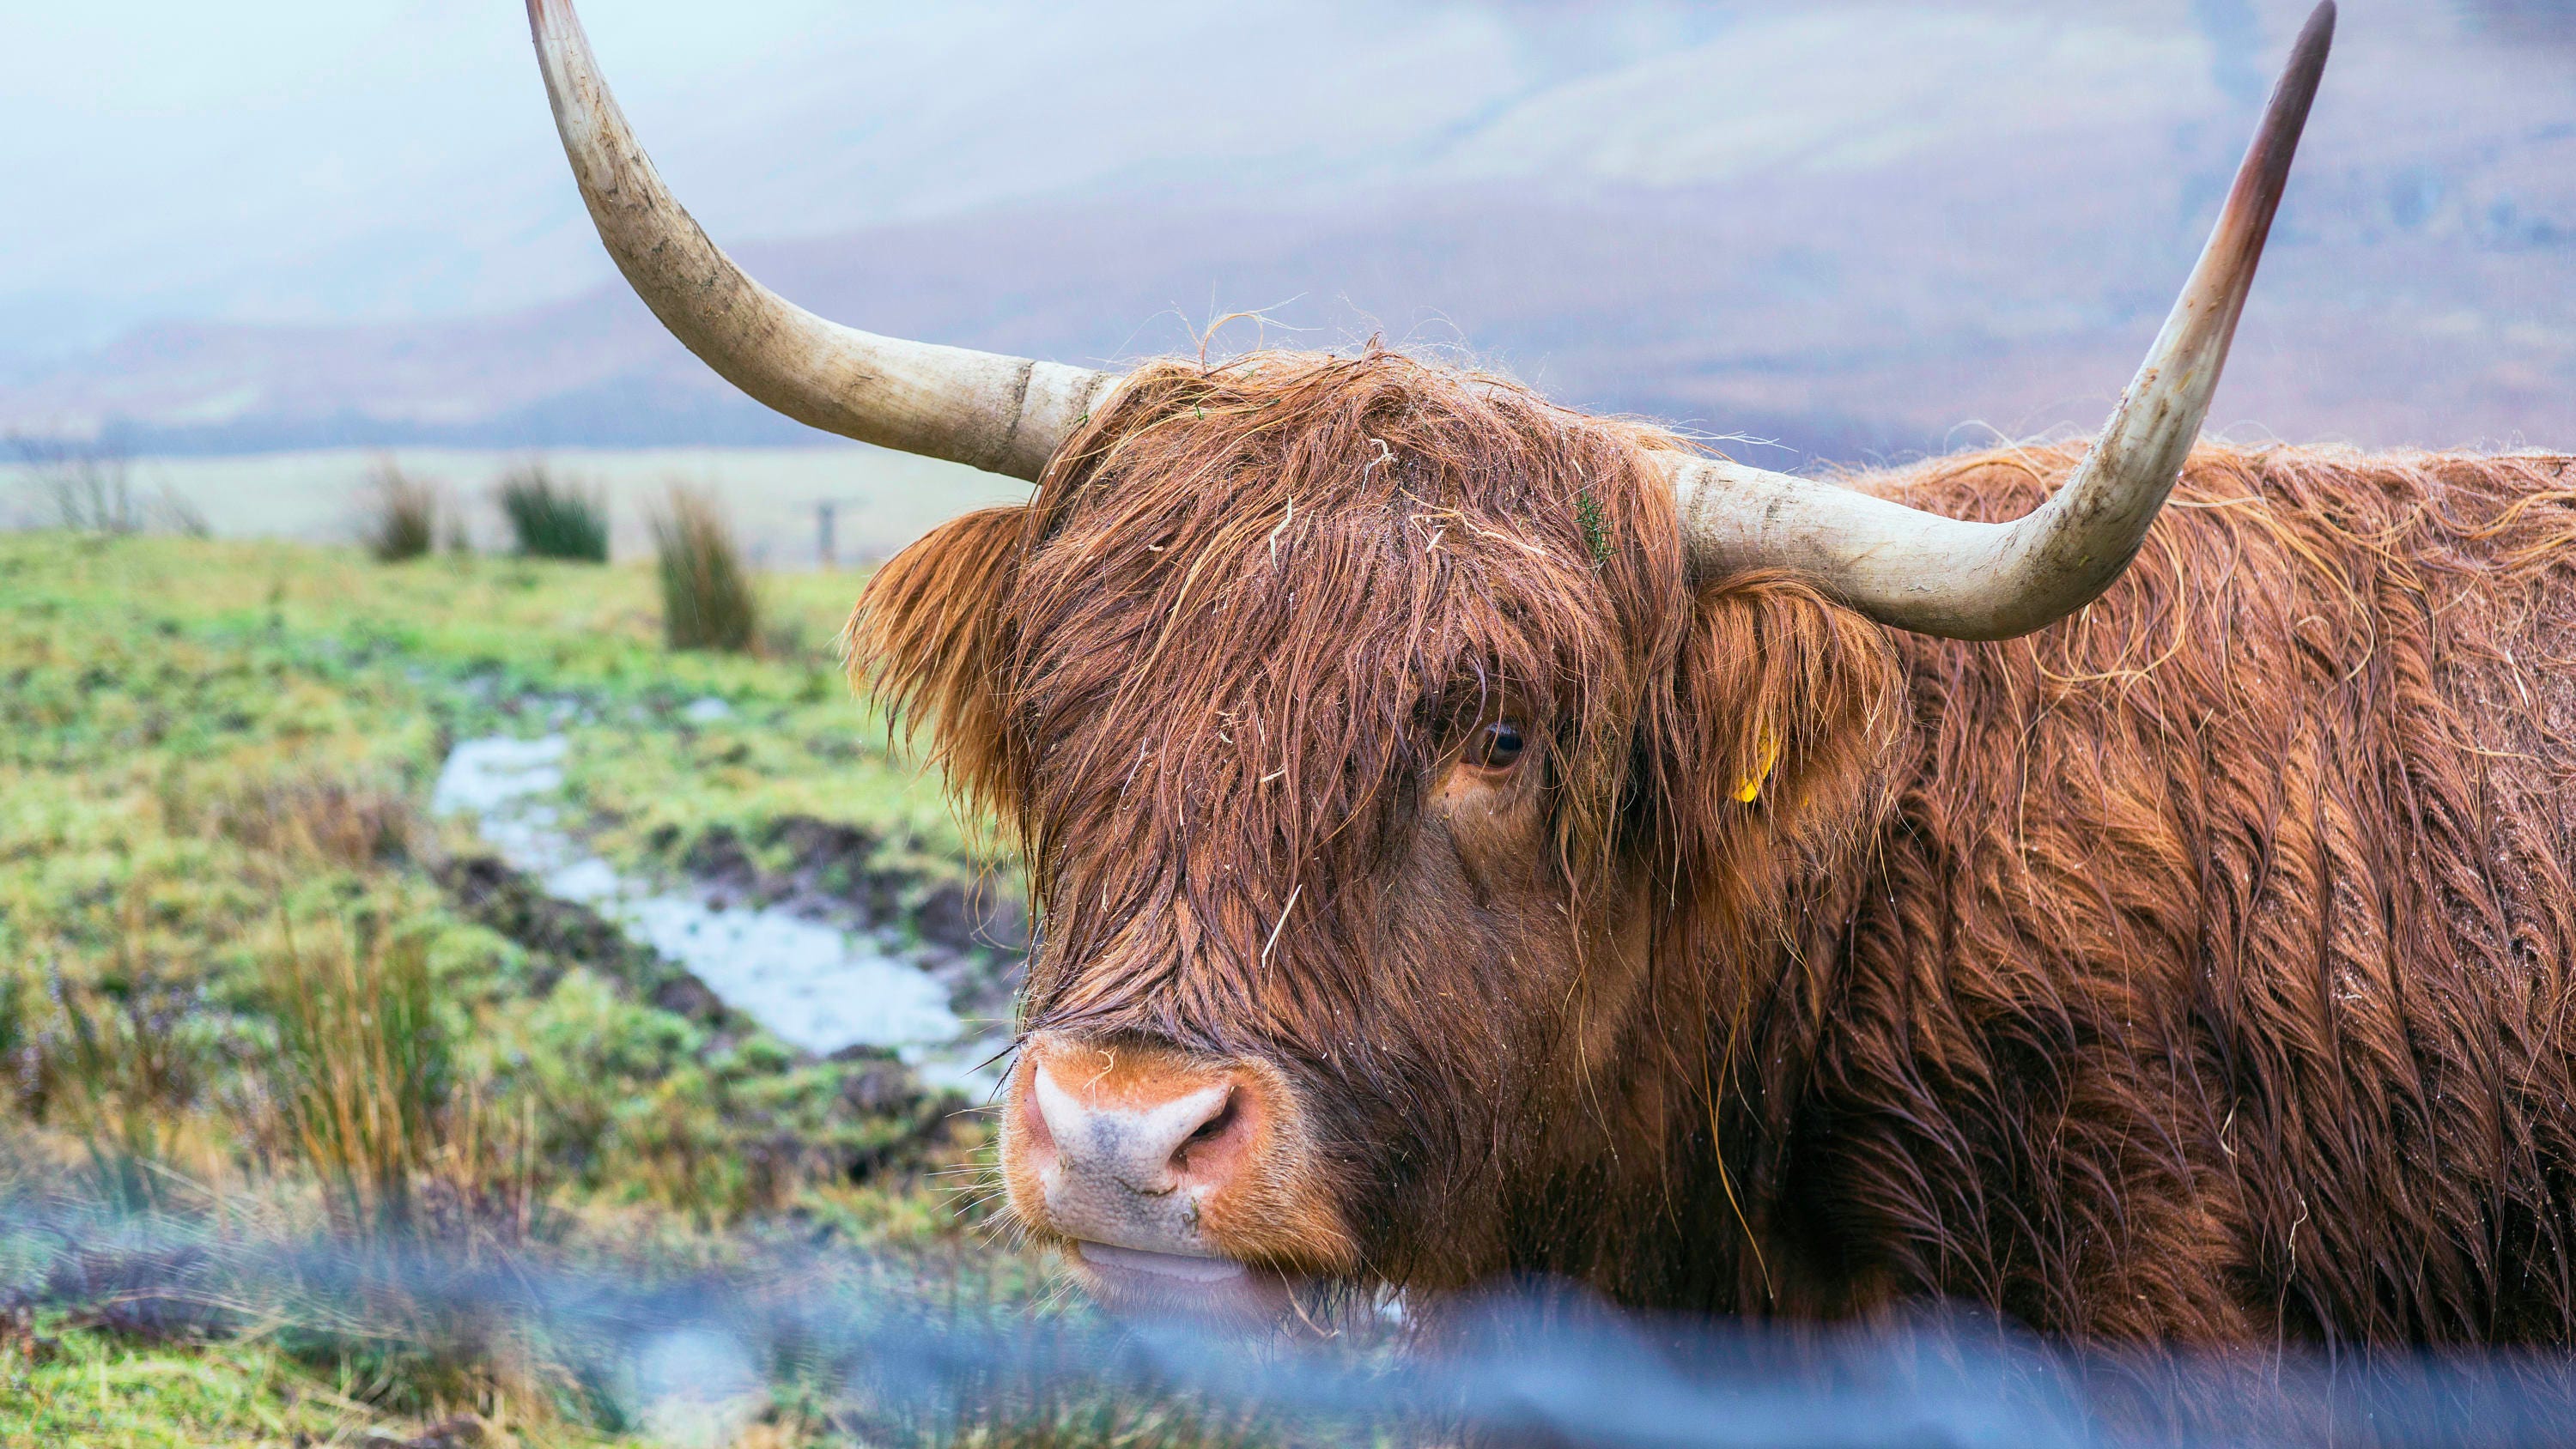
xmin=1181 ymin=1090 xmax=1236 ymax=1149
xmin=1168 ymin=1086 xmax=1243 ymax=1176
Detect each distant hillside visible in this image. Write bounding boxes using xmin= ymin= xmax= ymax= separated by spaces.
xmin=6 ymin=1 xmax=2569 ymax=465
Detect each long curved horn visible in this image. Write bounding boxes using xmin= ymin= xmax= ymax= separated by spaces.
xmin=524 ymin=0 xmax=1117 ymax=481
xmin=1666 ymin=1 xmax=2334 ymax=640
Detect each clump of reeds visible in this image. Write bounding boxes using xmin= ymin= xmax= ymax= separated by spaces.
xmin=651 ymin=485 xmax=762 ymax=653
xmin=259 ymin=908 xmax=449 ymax=1235
xmin=495 ymin=463 xmax=608 ymax=562
xmin=12 ymin=434 xmax=141 ymax=533
xmin=363 ymin=462 xmax=441 ymax=562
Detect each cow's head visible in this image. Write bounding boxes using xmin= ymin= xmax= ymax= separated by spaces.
xmin=851 ymin=351 xmax=1902 ymax=1309
xmin=525 ymin=0 xmax=2332 ymax=1317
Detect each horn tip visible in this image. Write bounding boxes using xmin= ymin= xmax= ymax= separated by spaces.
xmin=2213 ymin=0 xmax=2335 ymax=263
xmin=2283 ymin=2 xmax=2336 ymax=96
xmin=2295 ymin=1 xmax=2336 ymax=66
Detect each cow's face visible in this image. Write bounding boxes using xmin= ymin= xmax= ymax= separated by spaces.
xmin=853 ymin=353 xmax=1898 ymax=1317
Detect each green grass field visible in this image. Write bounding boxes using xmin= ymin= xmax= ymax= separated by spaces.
xmin=0 ymin=528 xmax=1080 ymax=1446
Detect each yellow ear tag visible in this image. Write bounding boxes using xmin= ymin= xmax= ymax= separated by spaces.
xmin=1733 ymin=730 xmax=1780 ymax=803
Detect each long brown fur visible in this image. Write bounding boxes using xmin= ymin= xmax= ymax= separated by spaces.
xmin=852 ymin=346 xmax=2576 ymax=1347
xmin=1765 ymin=442 xmax=2576 ymax=1345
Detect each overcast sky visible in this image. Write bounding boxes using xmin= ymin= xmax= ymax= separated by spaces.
xmin=2 ymin=3 xmax=940 ymax=350
xmin=0 ymin=1 xmax=1582 ymax=356
xmin=4 ymin=2 xmax=2561 ymax=367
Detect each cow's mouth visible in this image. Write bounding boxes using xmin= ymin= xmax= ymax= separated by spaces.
xmin=1070 ymin=1241 xmax=1291 ymax=1322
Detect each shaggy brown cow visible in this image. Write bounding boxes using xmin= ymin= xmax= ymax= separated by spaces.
xmin=526 ymin=2 xmax=2576 ymax=1345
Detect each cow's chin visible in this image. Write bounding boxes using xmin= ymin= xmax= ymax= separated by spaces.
xmin=1065 ymin=1241 xmax=1295 ymax=1325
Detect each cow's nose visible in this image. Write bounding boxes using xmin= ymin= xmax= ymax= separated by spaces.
xmin=1011 ymin=1039 xmax=1262 ymax=1258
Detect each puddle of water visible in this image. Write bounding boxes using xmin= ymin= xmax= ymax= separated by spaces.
xmin=432 ymin=734 xmax=1002 ymax=1089
xmin=432 ymin=735 xmax=567 ymax=816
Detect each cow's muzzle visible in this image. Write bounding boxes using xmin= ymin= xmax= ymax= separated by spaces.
xmin=1001 ymin=1033 xmax=1355 ymax=1319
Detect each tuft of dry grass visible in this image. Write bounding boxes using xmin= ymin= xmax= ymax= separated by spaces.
xmin=653 ymin=484 xmax=764 ymax=654
xmin=258 ymin=907 xmax=450 ymax=1236
xmin=208 ymin=771 xmax=420 ymax=870
xmin=365 ymin=461 xmax=443 ymax=563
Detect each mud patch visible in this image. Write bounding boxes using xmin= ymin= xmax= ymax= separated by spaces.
xmin=433 ymin=853 xmax=731 ymax=1027
xmin=432 ymin=848 xmax=975 ymax=1187
xmin=432 ymin=734 xmax=1013 ymax=1089
xmin=654 ymin=815 xmax=1029 ymax=1033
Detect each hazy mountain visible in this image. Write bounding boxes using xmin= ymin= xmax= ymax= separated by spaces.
xmin=5 ymin=0 xmax=2569 ymax=465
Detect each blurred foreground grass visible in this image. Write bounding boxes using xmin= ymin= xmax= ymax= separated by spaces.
xmin=0 ymin=530 xmax=1068 ymax=1446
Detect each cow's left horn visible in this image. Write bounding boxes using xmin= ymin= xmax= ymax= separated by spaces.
xmin=525 ymin=0 xmax=1118 ymax=480
xmin=1663 ymin=1 xmax=2333 ymax=640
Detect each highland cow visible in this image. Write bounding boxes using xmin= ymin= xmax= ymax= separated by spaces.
xmin=527 ymin=1 xmax=2576 ymax=1345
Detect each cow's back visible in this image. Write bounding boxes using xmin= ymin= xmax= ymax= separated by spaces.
xmin=1792 ymin=443 xmax=2576 ymax=1344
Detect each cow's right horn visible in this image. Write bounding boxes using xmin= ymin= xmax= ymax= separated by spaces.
xmin=1663 ymin=1 xmax=2334 ymax=640
xmin=525 ymin=0 xmax=1118 ymax=481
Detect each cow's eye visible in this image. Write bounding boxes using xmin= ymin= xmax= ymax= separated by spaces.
xmin=1469 ymin=721 xmax=1526 ymax=771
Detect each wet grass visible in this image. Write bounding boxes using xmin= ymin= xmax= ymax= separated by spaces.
xmin=0 ymin=1324 xmax=437 ymax=1448
xmin=0 ymin=529 xmax=1054 ymax=1446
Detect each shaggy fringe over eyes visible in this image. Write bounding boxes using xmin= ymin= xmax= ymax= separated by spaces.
xmin=999 ymin=349 xmax=1699 ymax=1052
xmin=849 ymin=348 xmax=1911 ymax=1062
xmin=848 ymin=347 xmax=1890 ymax=1061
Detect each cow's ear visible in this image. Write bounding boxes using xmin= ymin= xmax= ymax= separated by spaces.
xmin=847 ymin=506 xmax=1026 ymax=820
xmin=1646 ymin=571 xmax=1901 ymax=886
